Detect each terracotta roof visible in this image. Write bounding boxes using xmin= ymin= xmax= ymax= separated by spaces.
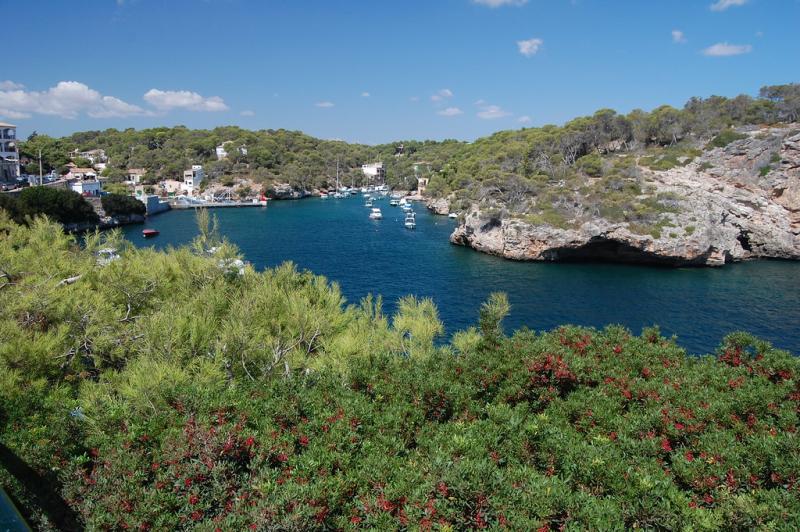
xmin=70 ymin=167 xmax=95 ymax=173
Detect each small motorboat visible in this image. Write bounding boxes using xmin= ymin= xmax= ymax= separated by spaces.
xmin=404 ymin=211 xmax=416 ymax=229
xmin=142 ymin=229 xmax=159 ymax=238
xmin=365 ymin=199 xmax=373 ymax=207
xmin=369 ymin=207 xmax=382 ymax=220
xmin=448 ymin=212 xmax=458 ymax=219
xmin=389 ymin=198 xmax=400 ymax=206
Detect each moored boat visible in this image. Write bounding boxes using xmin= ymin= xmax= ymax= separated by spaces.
xmin=369 ymin=207 xmax=382 ymax=220
xmin=142 ymin=229 xmax=159 ymax=238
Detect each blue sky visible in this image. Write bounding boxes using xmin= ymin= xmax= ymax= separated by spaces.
xmin=1 ymin=0 xmax=798 ymax=144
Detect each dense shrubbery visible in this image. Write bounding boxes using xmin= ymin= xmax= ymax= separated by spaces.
xmin=0 ymin=187 xmax=98 ymax=225
xmin=101 ymin=193 xmax=146 ymax=217
xmin=0 ymin=214 xmax=797 ymax=530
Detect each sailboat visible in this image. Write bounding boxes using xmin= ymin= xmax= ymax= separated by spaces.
xmin=332 ymin=158 xmax=345 ymax=198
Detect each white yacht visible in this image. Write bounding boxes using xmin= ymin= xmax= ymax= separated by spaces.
xmin=369 ymin=207 xmax=382 ymax=220
xmin=404 ymin=211 xmax=416 ymax=229
xmin=389 ymin=198 xmax=400 ymax=206
xmin=448 ymin=212 xmax=458 ymax=218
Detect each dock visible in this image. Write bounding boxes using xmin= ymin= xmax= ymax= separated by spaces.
xmin=168 ymin=201 xmax=266 ymax=209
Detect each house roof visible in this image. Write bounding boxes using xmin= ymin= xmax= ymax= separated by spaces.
xmin=0 ymin=122 xmax=16 ymax=128
xmin=127 ymin=168 xmax=146 ymax=174
xmin=71 ymin=167 xmax=96 ymax=173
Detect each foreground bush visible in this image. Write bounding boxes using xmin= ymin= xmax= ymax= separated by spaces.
xmin=0 ymin=215 xmax=797 ymax=530
xmin=1 ymin=186 xmax=98 ymax=225
xmin=101 ymin=193 xmax=146 ymax=217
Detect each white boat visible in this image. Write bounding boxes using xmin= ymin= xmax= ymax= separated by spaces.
xmin=389 ymin=198 xmax=400 ymax=206
xmin=401 ymin=203 xmax=413 ymax=212
xmin=404 ymin=211 xmax=416 ymax=229
xmin=448 ymin=212 xmax=458 ymax=218
xmin=369 ymin=207 xmax=382 ymax=220
xmin=365 ymin=199 xmax=373 ymax=207
xmin=320 ymin=193 xmax=328 ymax=199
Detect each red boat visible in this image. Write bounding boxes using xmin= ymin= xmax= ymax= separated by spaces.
xmin=142 ymin=229 xmax=159 ymax=238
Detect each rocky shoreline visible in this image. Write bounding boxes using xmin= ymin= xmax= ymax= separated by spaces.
xmin=438 ymin=127 xmax=800 ymax=267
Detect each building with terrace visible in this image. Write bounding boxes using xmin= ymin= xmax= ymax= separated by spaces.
xmin=0 ymin=122 xmax=19 ymax=182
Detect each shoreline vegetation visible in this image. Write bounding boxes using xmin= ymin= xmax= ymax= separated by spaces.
xmin=0 ymin=213 xmax=797 ymax=530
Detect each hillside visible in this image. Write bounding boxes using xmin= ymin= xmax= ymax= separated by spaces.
xmin=450 ymin=126 xmax=800 ymax=265
xmin=1 ymin=215 xmax=798 ymax=530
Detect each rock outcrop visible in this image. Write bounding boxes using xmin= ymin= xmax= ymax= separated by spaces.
xmin=426 ymin=197 xmax=450 ymax=215
xmin=450 ymin=127 xmax=800 ymax=266
xmin=266 ymin=183 xmax=311 ymax=200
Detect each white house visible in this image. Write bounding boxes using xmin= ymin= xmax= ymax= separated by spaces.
xmin=65 ymin=166 xmax=98 ymax=180
xmin=215 ymin=144 xmax=228 ymax=160
xmin=182 ymin=165 xmax=204 ymax=196
xmin=361 ymin=162 xmax=385 ymax=183
xmin=0 ymin=122 xmax=19 ymax=181
xmin=216 ymin=142 xmax=247 ymax=160
xmin=126 ymin=168 xmax=146 ymax=185
xmin=71 ymin=148 xmax=107 ymax=165
xmin=70 ymin=179 xmax=103 ymax=196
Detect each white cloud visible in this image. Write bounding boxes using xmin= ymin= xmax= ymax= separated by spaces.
xmin=517 ymin=115 xmax=531 ymax=124
xmin=473 ymin=99 xmax=486 ymax=106
xmin=473 ymin=0 xmax=528 ymax=7
xmin=672 ymin=30 xmax=686 ymax=44
xmin=710 ymin=0 xmax=747 ymax=11
xmin=477 ymin=104 xmax=512 ymax=119
xmin=410 ymin=96 xmax=420 ymax=102
xmin=517 ymin=37 xmax=543 ymax=57
xmin=437 ymin=107 xmax=463 ymax=117
xmin=0 ymin=81 xmax=145 ymax=119
xmin=315 ymin=101 xmax=335 ymax=108
xmin=361 ymin=91 xmax=370 ymax=97
xmin=702 ymin=42 xmax=752 ymax=56
xmin=0 ymin=109 xmax=31 ymax=120
xmin=431 ymin=88 xmax=453 ymax=102
xmin=143 ymin=89 xmax=228 ymax=111
xmin=0 ymin=81 xmax=24 ymax=91
xmin=240 ymin=110 xmax=255 ymax=116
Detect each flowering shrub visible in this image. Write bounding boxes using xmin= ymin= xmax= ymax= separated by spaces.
xmin=0 ymin=217 xmax=798 ymax=529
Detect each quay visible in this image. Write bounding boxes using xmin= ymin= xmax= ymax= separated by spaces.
xmin=168 ymin=200 xmax=266 ymax=209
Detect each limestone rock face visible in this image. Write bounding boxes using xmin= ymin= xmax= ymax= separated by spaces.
xmin=267 ymin=183 xmax=311 ymax=200
xmin=451 ymin=127 xmax=800 ymax=266
xmin=426 ymin=197 xmax=451 ymax=215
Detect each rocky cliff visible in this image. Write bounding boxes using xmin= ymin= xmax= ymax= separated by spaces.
xmin=450 ymin=126 xmax=800 ymax=266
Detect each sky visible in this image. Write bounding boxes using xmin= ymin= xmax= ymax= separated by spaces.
xmin=1 ymin=0 xmax=798 ymax=144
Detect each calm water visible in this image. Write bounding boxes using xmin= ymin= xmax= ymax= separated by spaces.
xmin=122 ymin=197 xmax=800 ymax=355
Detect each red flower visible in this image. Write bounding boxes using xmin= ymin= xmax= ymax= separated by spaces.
xmin=641 ymin=367 xmax=652 ymax=379
xmin=351 ymin=516 xmax=362 ymax=524
xmin=184 ymin=478 xmax=192 ymax=488
xmin=437 ymin=482 xmax=449 ymax=497
xmin=298 ymin=435 xmax=309 ymax=447
xmin=613 ymin=345 xmax=622 ymax=354
xmin=244 ymin=436 xmax=255 ymax=447
xmin=277 ymin=453 xmax=288 ymax=463
xmin=685 ymin=451 xmax=694 ymax=462
xmin=189 ymin=494 xmax=199 ymax=505
xmin=190 ymin=510 xmax=203 ymax=521
xmin=608 ymin=431 xmax=618 ymax=441
xmin=660 ymin=438 xmax=673 ymax=453
xmin=674 ymin=422 xmax=685 ymax=430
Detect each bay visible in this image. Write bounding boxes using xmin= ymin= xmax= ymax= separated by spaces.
xmin=121 ymin=196 xmax=800 ymax=355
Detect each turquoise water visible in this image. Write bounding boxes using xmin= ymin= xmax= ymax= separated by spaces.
xmin=122 ymin=197 xmax=800 ymax=355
